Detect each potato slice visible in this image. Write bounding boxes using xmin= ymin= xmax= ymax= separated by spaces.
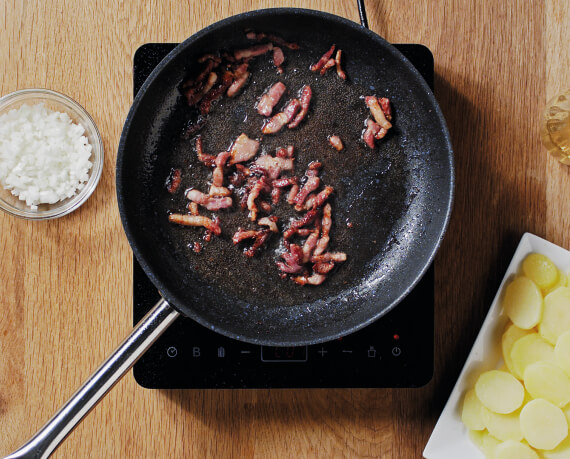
xmin=544 ymin=270 xmax=569 ymax=296
xmin=543 ymin=435 xmax=570 ymax=459
xmin=495 ymin=440 xmax=538 ymax=459
xmin=502 ymin=323 xmax=533 ymax=377
xmin=481 ymin=431 xmax=503 ymax=459
xmin=564 ymin=403 xmax=570 ymax=426
xmin=503 ymin=276 xmax=543 ymax=329
xmin=539 ymin=287 xmax=570 ymax=345
xmin=462 ymin=389 xmax=486 ymax=430
xmin=523 ymin=253 xmax=560 ymax=290
xmin=481 ymin=406 xmax=523 ymax=441
xmin=555 ymin=331 xmax=570 ymax=377
xmin=510 ymin=333 xmax=555 ymax=379
xmin=475 ymin=370 xmax=525 ymax=414
xmin=524 ymin=361 xmax=570 ymax=407
xmin=520 ymin=399 xmax=568 ymax=450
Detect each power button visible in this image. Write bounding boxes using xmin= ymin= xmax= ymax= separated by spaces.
xmin=391 ymin=346 xmax=402 ymax=357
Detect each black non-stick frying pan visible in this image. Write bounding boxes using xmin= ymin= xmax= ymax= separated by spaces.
xmin=6 ymin=7 xmax=453 ymax=458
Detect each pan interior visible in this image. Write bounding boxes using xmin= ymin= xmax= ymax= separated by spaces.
xmin=117 ymin=9 xmax=453 ymax=345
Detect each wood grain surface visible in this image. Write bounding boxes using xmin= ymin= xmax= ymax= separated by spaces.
xmin=1 ymin=0 xmax=569 ymax=458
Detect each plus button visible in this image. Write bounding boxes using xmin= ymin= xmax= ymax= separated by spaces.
xmin=317 ymin=347 xmax=328 ymax=357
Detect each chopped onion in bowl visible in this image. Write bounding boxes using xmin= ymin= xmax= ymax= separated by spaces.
xmin=0 ymin=103 xmax=92 ymax=210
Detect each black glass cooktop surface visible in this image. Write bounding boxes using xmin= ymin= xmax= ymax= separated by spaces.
xmin=132 ymin=42 xmax=435 ymax=389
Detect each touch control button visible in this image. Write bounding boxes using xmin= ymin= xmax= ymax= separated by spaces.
xmin=166 ymin=346 xmax=178 ymax=358
xmin=391 ymin=346 xmax=401 ymax=357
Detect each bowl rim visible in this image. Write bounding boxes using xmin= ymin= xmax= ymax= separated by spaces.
xmin=0 ymin=88 xmax=104 ymax=220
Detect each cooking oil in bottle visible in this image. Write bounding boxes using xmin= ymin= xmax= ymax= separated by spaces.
xmin=541 ymin=89 xmax=570 ymax=165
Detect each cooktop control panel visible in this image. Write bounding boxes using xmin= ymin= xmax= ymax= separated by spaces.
xmin=132 ymin=43 xmax=435 ymax=389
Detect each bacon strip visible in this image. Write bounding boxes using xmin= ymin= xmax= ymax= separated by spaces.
xmin=186 ymin=189 xmax=233 ymax=211
xmin=245 ymin=30 xmax=300 ymax=50
xmin=258 ymin=215 xmax=279 ymax=233
xmin=287 ymin=85 xmax=312 ymax=129
xmin=232 ymin=229 xmax=259 ymax=244
xmin=313 ymin=203 xmax=332 ymax=256
xmin=365 ymin=96 xmax=392 ymax=130
xmin=283 ymin=208 xmax=320 ymax=239
xmin=294 ymin=176 xmax=320 ymax=208
xmin=311 ymin=252 xmax=347 ymax=263
xmin=229 ymin=133 xmax=260 ymax=165
xmin=329 ymin=135 xmax=344 ymax=151
xmin=247 ymin=176 xmax=269 ymax=221
xmin=273 ymin=47 xmax=285 ymax=73
xmin=195 ymin=136 xmax=216 ymax=167
xmin=277 ymin=244 xmax=305 ymax=274
xmin=245 ymin=229 xmax=271 ymax=258
xmin=227 ymin=62 xmax=250 ymax=97
xmin=199 ymin=71 xmax=233 ymax=115
xmin=168 ymin=214 xmax=221 ymax=235
xmin=257 ymin=82 xmax=286 ymax=116
xmin=363 ymin=118 xmax=382 ymax=148
xmin=335 ymin=50 xmax=347 ymax=80
xmin=234 ymin=43 xmax=273 ymax=60
xmin=293 ymin=273 xmax=327 ymax=286
xmin=313 ymin=261 xmax=335 ymax=274
xmin=212 ymin=151 xmax=230 ymax=187
xmin=262 ymin=99 xmax=301 ymax=134
xmin=320 ymin=58 xmax=336 ymax=75
xmin=165 ymin=168 xmax=182 ymax=194
xmin=310 ymin=44 xmax=336 ymax=72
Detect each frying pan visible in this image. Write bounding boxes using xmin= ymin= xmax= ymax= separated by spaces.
xmin=5 ymin=7 xmax=453 ymax=459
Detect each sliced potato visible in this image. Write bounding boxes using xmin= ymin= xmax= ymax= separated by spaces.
xmin=523 ymin=253 xmax=560 ymax=290
xmin=555 ymin=331 xmax=570 ymax=377
xmin=481 ymin=406 xmax=523 ymax=441
xmin=564 ymin=403 xmax=570 ymax=426
xmin=524 ymin=361 xmax=570 ymax=407
xmin=544 ymin=270 xmax=569 ymax=296
xmin=462 ymin=389 xmax=486 ymax=430
xmin=511 ymin=333 xmax=555 ymax=379
xmin=539 ymin=287 xmax=570 ymax=345
xmin=475 ymin=370 xmax=525 ymax=414
xmin=495 ymin=440 xmax=538 ymax=459
xmin=503 ymin=276 xmax=543 ymax=329
xmin=502 ymin=323 xmax=533 ymax=377
xmin=520 ymin=399 xmax=568 ymax=450
xmin=542 ymin=435 xmax=570 ymax=459
xmin=481 ymin=431 xmax=503 ymax=459
xmin=469 ymin=429 xmax=487 ymax=451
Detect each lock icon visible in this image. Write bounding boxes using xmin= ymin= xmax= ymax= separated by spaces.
xmin=367 ymin=346 xmax=377 ymax=358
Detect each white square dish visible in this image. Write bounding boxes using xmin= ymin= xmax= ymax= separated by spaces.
xmin=423 ymin=232 xmax=570 ymax=459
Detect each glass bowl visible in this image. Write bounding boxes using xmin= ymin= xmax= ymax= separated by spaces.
xmin=0 ymin=88 xmax=104 ymax=219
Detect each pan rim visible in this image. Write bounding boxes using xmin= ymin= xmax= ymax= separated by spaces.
xmin=117 ymin=8 xmax=455 ymax=346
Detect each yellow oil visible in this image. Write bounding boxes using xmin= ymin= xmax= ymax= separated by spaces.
xmin=541 ymin=89 xmax=570 ymax=165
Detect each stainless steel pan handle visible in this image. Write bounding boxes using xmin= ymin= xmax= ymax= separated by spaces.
xmin=4 ymin=298 xmax=179 ymax=459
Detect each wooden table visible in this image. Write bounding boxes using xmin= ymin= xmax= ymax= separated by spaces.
xmin=1 ymin=1 xmax=569 ymax=457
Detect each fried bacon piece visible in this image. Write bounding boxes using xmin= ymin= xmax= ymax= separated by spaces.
xmin=362 ymin=118 xmax=385 ymax=148
xmin=254 ymin=154 xmax=294 ymax=180
xmin=313 ymin=203 xmax=332 ymax=256
xmin=193 ymin=242 xmax=203 ymax=253
xmin=293 ymin=273 xmax=327 ymax=286
xmin=209 ymin=186 xmax=231 ymax=197
xmin=262 ymin=99 xmax=301 ymax=134
xmin=186 ymin=189 xmax=233 ymax=211
xmin=233 ymin=228 xmax=272 ymax=257
xmin=310 ymin=44 xmax=336 ymax=72
xmin=229 ymin=133 xmax=260 ymax=165
xmin=195 ymin=136 xmax=216 ymax=167
xmin=365 ymin=96 xmax=392 ymax=130
xmin=165 ymin=168 xmax=182 ymax=194
xmin=227 ymin=62 xmax=250 ymax=97
xmin=379 ymin=97 xmax=392 ymax=121
xmin=287 ymin=85 xmax=312 ymax=129
xmin=273 ymin=176 xmax=298 ymax=188
xmin=283 ymin=208 xmax=320 ymax=239
xmin=188 ymin=202 xmax=199 ymax=215
xmin=257 ymin=82 xmax=286 ymax=116
xmin=199 ymin=71 xmax=233 ymax=115
xmin=234 ymin=43 xmax=273 ymax=60
xmin=320 ymin=58 xmax=336 ymax=75
xmin=335 ymin=50 xmax=347 ymax=80
xmin=311 ymin=252 xmax=347 ymax=263
xmin=313 ymin=261 xmax=335 ymax=274
xmin=293 ymin=161 xmax=322 ymax=208
xmin=181 ymin=56 xmax=221 ymax=106
xmin=302 ymin=227 xmax=320 ymax=263
xmin=273 ymin=47 xmax=285 ymax=73
xmin=258 ymin=215 xmax=279 ymax=233
xmin=247 ymin=176 xmax=270 ymax=221
xmin=212 ymin=151 xmax=230 ymax=187
xmin=329 ymin=135 xmax=344 ymax=151
xmin=287 ymin=185 xmax=299 ymax=204
xmin=277 ymin=243 xmax=305 ymax=274
xmin=168 ymin=214 xmax=221 ymax=236
xmin=245 ymin=30 xmax=300 ymax=50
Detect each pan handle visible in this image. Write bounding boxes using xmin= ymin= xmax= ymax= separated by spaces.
xmin=4 ymin=298 xmax=180 ymax=459
xmin=357 ymin=0 xmax=369 ymax=29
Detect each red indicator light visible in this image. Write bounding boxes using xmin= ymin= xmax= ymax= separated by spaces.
xmin=393 ymin=334 xmax=400 ymax=340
